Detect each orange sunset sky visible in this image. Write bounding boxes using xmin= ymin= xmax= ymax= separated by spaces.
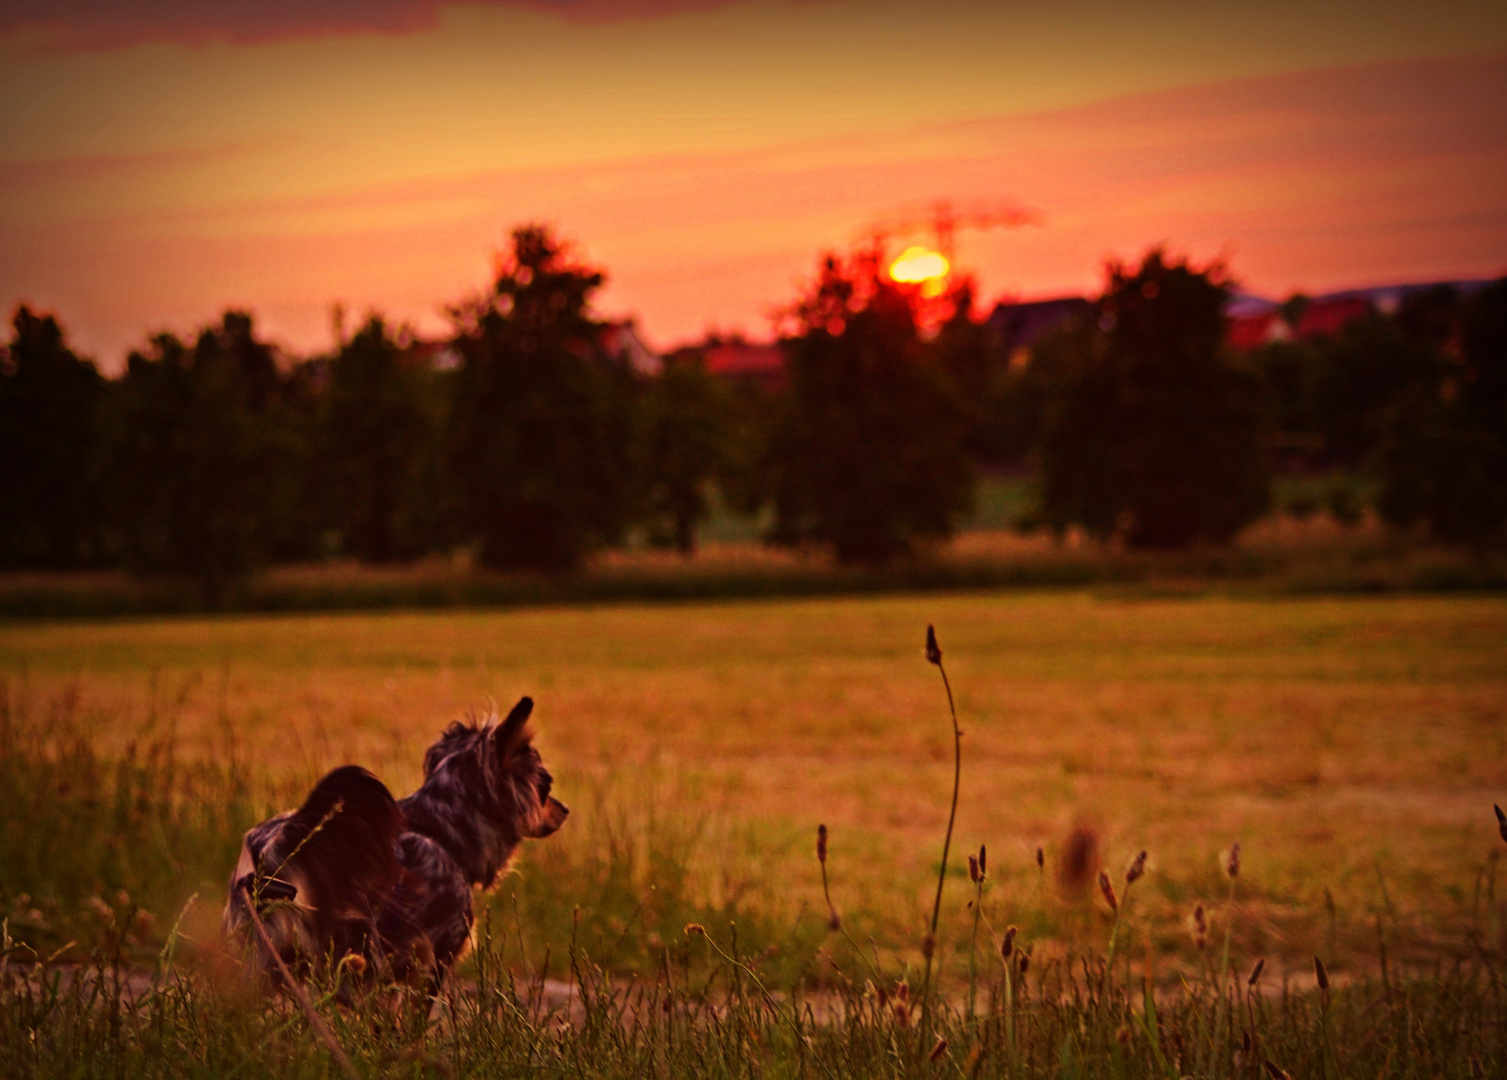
xmin=2 ymin=0 xmax=1505 ymax=368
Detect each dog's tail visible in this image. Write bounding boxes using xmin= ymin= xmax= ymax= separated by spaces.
xmin=227 ymin=765 xmax=404 ymax=971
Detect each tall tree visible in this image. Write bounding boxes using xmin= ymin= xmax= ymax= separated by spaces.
xmin=449 ymin=225 xmax=638 ymax=572
xmin=0 ymin=307 xmax=104 ymax=568
xmin=639 ymin=353 xmax=731 ymax=554
xmin=1036 ymin=250 xmax=1270 ymax=548
xmin=1374 ymin=278 xmax=1507 ymax=546
xmin=1310 ymin=314 xmax=1440 ymax=467
xmin=320 ymin=316 xmax=446 ymax=561
xmin=766 ymin=252 xmax=974 ymax=564
xmin=106 ymin=312 xmax=293 ymax=603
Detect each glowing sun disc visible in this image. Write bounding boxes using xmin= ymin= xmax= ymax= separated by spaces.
xmin=889 ymin=246 xmax=950 ymax=283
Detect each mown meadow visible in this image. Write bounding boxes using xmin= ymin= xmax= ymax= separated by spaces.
xmin=2 ymin=591 xmax=1505 ymax=1077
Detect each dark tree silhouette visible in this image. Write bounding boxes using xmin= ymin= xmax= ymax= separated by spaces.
xmin=639 ymin=353 xmax=730 ymax=554
xmin=106 ymin=312 xmax=298 ymax=603
xmin=1310 ymin=314 xmax=1440 ymax=467
xmin=929 ymin=280 xmax=1016 ymax=464
xmin=1036 ymin=250 xmax=1270 ymax=548
xmin=449 ymin=225 xmax=637 ymax=572
xmin=319 ymin=316 xmax=446 ymax=561
xmin=766 ymin=251 xmax=974 ymax=564
xmin=0 ymin=307 xmax=104 ymax=568
xmin=1375 ymin=278 xmax=1507 ymax=546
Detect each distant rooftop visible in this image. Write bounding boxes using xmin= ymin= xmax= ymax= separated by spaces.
xmin=705 ymin=341 xmax=785 ymax=388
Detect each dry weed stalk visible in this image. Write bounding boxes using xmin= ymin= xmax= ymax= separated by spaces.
xmin=917 ymin=624 xmax=962 ymax=1048
xmin=241 ymin=898 xmax=361 ymax=1080
xmin=1098 ymin=871 xmax=1119 ymax=914
xmin=965 ymin=844 xmax=987 ymax=1023
xmin=816 ymin=824 xmax=840 ymax=931
xmin=812 ymin=822 xmax=880 ymax=981
xmin=1102 ymin=850 xmax=1148 ymax=976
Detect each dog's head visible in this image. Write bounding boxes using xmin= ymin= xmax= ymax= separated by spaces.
xmin=420 ymin=696 xmax=569 ymax=856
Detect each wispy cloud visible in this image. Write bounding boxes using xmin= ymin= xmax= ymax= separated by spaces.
xmin=0 ymin=0 xmax=736 ymax=51
xmin=5 ymin=54 xmax=1502 ymax=366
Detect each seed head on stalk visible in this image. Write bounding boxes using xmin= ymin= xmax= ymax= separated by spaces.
xmin=1495 ymin=804 xmax=1507 ymax=844
xmin=916 ymin=623 xmax=962 ymax=1050
xmin=1098 ymin=870 xmax=1118 ymax=913
xmin=1227 ymin=842 xmax=1242 ymax=880
xmin=816 ymin=824 xmax=841 ymax=931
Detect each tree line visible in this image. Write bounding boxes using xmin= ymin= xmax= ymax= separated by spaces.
xmin=3 ymin=226 xmax=1504 ymax=602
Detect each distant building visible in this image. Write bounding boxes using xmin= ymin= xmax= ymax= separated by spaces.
xmin=704 ymin=340 xmax=786 ymax=390
xmin=1226 ymin=311 xmax=1290 ymax=349
xmin=1223 ymin=279 xmax=1496 ymax=350
xmin=601 ymin=320 xmax=662 ymax=377
xmin=1293 ymin=297 xmax=1373 ymax=341
xmin=409 ymin=338 xmax=462 ymax=371
xmin=408 ymin=320 xmax=661 ymax=376
xmin=987 ymin=297 xmax=1093 ymax=355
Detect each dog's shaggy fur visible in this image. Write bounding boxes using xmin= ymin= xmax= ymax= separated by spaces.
xmin=223 ymin=696 xmax=567 ymax=988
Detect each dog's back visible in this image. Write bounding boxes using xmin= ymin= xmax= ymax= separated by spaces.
xmin=223 ymin=765 xmax=404 ymax=977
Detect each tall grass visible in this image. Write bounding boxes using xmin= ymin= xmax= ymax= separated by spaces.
xmin=3 ymin=516 xmax=1504 ymax=620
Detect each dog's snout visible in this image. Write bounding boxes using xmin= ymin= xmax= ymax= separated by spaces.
xmin=530 ymin=795 xmax=570 ymax=837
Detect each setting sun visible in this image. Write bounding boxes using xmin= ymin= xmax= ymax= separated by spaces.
xmin=889 ymin=246 xmax=950 ymax=286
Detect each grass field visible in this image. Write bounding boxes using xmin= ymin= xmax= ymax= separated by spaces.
xmin=2 ymin=591 xmax=1506 ymax=1076
xmin=5 ymin=591 xmax=1505 ymax=969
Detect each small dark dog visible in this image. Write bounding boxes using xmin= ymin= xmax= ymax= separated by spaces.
xmin=223 ymin=696 xmax=567 ymax=989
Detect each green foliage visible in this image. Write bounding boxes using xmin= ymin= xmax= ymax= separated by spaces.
xmin=319 ymin=317 xmax=449 ymax=561
xmin=767 ymin=253 xmax=975 ymax=564
xmin=0 ymin=307 xmax=105 ymax=568
xmin=1375 ymin=279 xmax=1507 ymax=546
xmin=930 ymin=280 xmax=1018 ymax=464
xmin=449 ymin=226 xmax=638 ymax=572
xmin=1311 ymin=313 xmax=1441 ymax=466
xmin=638 ymin=354 xmax=731 ymax=554
xmin=104 ymin=314 xmax=310 ymax=604
xmin=1036 ymin=250 xmax=1271 ymax=548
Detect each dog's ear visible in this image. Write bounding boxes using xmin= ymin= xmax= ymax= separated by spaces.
xmin=495 ymin=696 xmax=534 ymax=753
